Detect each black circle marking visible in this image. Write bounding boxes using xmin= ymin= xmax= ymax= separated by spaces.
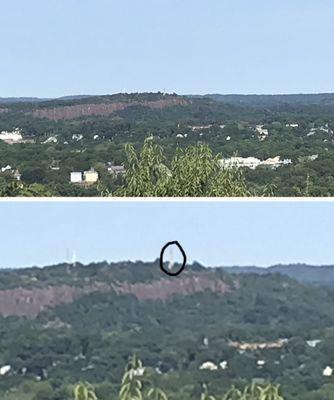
xmin=160 ymin=241 xmax=187 ymax=276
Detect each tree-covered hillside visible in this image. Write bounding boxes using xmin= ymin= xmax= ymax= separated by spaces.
xmin=1 ymin=261 xmax=334 ymax=399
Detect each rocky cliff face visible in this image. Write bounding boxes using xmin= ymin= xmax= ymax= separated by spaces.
xmin=118 ymin=274 xmax=230 ymax=301
xmin=32 ymin=97 xmax=190 ymax=120
xmin=0 ymin=282 xmax=107 ymax=317
xmin=0 ymin=273 xmax=231 ymax=317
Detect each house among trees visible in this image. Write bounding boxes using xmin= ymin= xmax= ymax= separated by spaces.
xmin=0 ymin=165 xmax=21 ymax=181
xmin=0 ymin=128 xmax=23 ymax=144
xmin=70 ymin=168 xmax=99 ymax=185
xmin=84 ymin=168 xmax=99 ymax=183
xmin=107 ymin=163 xmax=125 ymax=176
xmin=70 ymin=172 xmax=83 ymax=183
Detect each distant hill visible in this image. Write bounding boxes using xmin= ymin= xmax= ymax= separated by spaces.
xmin=223 ymin=263 xmax=334 ymax=285
xmin=4 ymin=91 xmax=334 ymax=107
xmin=0 ymin=97 xmax=49 ymax=104
xmin=0 ymin=94 xmax=101 ymax=105
xmin=0 ymin=95 xmax=95 ymax=104
xmin=202 ymin=93 xmax=334 ymax=107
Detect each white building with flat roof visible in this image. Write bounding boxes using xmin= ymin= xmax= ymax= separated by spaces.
xmin=221 ymin=156 xmax=292 ymax=170
xmin=70 ymin=172 xmax=82 ymax=183
xmin=220 ymin=157 xmax=261 ymax=170
xmin=0 ymin=128 xmax=23 ymax=143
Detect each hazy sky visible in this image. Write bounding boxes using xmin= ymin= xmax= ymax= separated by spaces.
xmin=1 ymin=0 xmax=334 ymax=97
xmin=0 ymin=200 xmax=333 ymax=269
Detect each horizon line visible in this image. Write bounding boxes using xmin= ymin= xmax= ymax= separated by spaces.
xmin=2 ymin=91 xmax=334 ymax=101
xmin=1 ymin=259 xmax=333 ymax=271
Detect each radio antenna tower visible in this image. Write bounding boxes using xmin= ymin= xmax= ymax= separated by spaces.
xmin=167 ymin=245 xmax=174 ymax=271
xmin=71 ymin=250 xmax=77 ymax=267
xmin=66 ymin=248 xmax=77 ymax=273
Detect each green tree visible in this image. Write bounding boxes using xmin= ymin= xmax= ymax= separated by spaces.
xmin=74 ymin=382 xmax=98 ymax=400
xmin=222 ymin=385 xmax=243 ymax=400
xmin=115 ymin=138 xmax=251 ymax=197
xmin=200 ymin=384 xmax=217 ymax=400
xmin=119 ymin=355 xmax=144 ymax=400
xmin=147 ymin=387 xmax=168 ymax=400
xmin=222 ymin=384 xmax=284 ymax=400
xmin=259 ymin=384 xmax=284 ymax=400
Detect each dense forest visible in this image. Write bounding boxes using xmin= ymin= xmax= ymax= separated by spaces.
xmin=1 ymin=92 xmax=334 ymax=196
xmin=1 ymin=261 xmax=334 ymax=399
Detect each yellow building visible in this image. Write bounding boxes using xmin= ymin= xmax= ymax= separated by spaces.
xmin=83 ymin=168 xmax=99 ymax=184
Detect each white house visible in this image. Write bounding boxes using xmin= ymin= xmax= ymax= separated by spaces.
xmin=220 ymin=157 xmax=261 ymax=170
xmin=219 ymin=361 xmax=228 ymax=370
xmin=306 ymin=339 xmax=321 ymax=348
xmin=188 ymin=124 xmax=212 ymax=131
xmin=199 ymin=361 xmax=218 ymax=371
xmin=221 ymin=156 xmax=291 ymax=170
xmin=0 ymin=365 xmax=11 ymax=376
xmin=1 ymin=165 xmax=12 ymax=172
xmin=323 ymin=366 xmax=333 ymax=377
xmin=70 ymin=172 xmax=82 ymax=183
xmin=0 ymin=128 xmax=23 ymax=143
xmin=72 ymin=134 xmax=83 ymax=141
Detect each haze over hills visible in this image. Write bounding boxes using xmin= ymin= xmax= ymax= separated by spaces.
xmin=2 ymin=92 xmax=334 ymax=106
xmin=0 ymin=95 xmax=93 ymax=104
xmin=0 ymin=97 xmax=48 ymax=104
xmin=223 ymin=263 xmax=334 ymax=285
xmin=203 ymin=93 xmax=334 ymax=107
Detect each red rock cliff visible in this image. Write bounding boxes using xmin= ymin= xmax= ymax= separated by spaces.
xmin=0 ymin=273 xmax=231 ymax=317
xmin=32 ymin=98 xmax=190 ymax=120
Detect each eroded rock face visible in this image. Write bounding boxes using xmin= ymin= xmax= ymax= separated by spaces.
xmin=0 ymin=282 xmax=109 ymax=317
xmin=0 ymin=273 xmax=231 ymax=317
xmin=118 ymin=274 xmax=230 ymax=301
xmin=32 ymin=98 xmax=190 ymax=120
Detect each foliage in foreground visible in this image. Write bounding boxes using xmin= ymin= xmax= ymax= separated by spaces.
xmin=74 ymin=356 xmax=284 ymax=400
xmin=114 ymin=138 xmax=253 ymax=197
xmin=0 ymin=177 xmax=54 ymax=196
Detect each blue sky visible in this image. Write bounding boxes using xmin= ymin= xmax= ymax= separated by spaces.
xmin=1 ymin=0 xmax=334 ymax=97
xmin=0 ymin=200 xmax=333 ymax=269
